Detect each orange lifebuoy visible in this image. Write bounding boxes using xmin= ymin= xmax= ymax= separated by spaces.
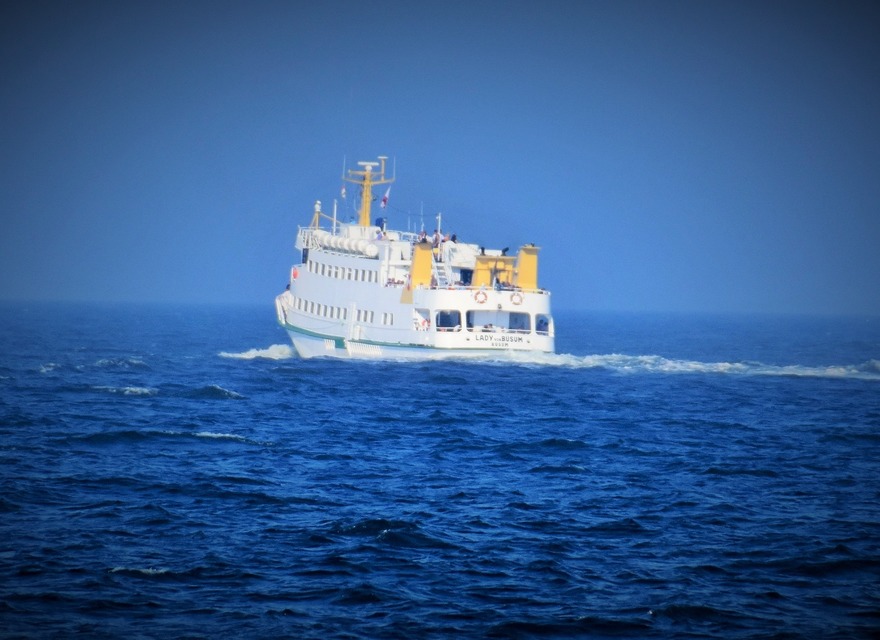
xmin=291 ymin=266 xmax=299 ymax=280
xmin=474 ymin=290 xmax=488 ymax=304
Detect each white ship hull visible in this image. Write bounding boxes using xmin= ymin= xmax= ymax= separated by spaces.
xmin=276 ymin=286 xmax=554 ymax=360
xmin=282 ymin=331 xmax=549 ymax=361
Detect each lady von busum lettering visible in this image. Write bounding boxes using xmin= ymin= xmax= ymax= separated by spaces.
xmin=474 ymin=334 xmax=525 ymax=344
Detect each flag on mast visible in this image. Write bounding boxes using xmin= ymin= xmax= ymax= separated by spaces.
xmin=381 ymin=187 xmax=390 ymax=208
xmin=340 ymin=184 xmax=346 ymax=199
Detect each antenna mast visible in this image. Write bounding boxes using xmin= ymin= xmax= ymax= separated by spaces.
xmin=343 ymin=155 xmax=394 ymax=227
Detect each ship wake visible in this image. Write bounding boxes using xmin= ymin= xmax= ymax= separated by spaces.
xmin=528 ymin=352 xmax=880 ymax=381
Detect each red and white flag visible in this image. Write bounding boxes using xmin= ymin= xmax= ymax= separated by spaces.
xmin=381 ymin=187 xmax=390 ymax=208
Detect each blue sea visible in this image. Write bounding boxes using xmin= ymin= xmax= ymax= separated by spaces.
xmin=2 ymin=302 xmax=879 ymax=639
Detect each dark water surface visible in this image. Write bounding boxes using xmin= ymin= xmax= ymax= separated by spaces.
xmin=2 ymin=303 xmax=879 ymax=638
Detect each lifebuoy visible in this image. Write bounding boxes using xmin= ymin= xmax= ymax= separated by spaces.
xmin=510 ymin=292 xmax=523 ymax=305
xmin=291 ymin=267 xmax=299 ymax=280
xmin=474 ymin=290 xmax=488 ymax=304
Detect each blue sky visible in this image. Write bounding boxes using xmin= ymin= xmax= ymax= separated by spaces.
xmin=2 ymin=0 xmax=879 ymax=314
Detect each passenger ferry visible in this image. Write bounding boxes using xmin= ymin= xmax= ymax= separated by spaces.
xmin=274 ymin=156 xmax=554 ymax=359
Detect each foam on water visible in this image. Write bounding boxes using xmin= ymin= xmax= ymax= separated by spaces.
xmin=94 ymin=385 xmax=158 ymax=396
xmin=95 ymin=357 xmax=149 ymax=369
xmin=219 ymin=344 xmax=294 ymax=360
xmin=228 ymin=343 xmax=880 ymax=381
xmin=508 ymin=351 xmax=880 ymax=380
xmin=194 ymin=431 xmax=249 ymax=441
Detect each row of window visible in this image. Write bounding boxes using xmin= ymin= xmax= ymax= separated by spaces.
xmin=424 ymin=309 xmax=552 ymax=335
xmin=290 ymin=293 xmax=551 ymax=336
xmin=292 ymin=295 xmax=348 ymax=321
xmin=308 ymin=259 xmax=378 ymax=284
xmin=290 ymin=295 xmax=394 ymax=326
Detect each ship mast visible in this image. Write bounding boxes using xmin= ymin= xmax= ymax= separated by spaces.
xmin=343 ymin=156 xmax=395 ymax=227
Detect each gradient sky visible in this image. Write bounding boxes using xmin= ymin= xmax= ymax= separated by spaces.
xmin=2 ymin=0 xmax=879 ymax=314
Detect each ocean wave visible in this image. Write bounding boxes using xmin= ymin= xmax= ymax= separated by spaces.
xmin=0 ymin=498 xmax=22 ymax=513
xmin=66 ymin=429 xmax=259 ymax=446
xmin=219 ymin=344 xmax=294 ymax=360
xmin=95 ymin=357 xmax=150 ymax=370
xmin=109 ymin=566 xmax=170 ymax=577
xmin=183 ymin=385 xmax=245 ymax=400
xmin=93 ymin=385 xmax=158 ymax=396
xmin=69 ymin=430 xmax=165 ymax=445
xmin=654 ymin=603 xmax=745 ymax=624
xmin=194 ymin=431 xmax=248 ymax=442
xmin=329 ymin=518 xmax=457 ymax=550
xmin=190 ymin=431 xmax=276 ymax=447
xmin=332 ymin=583 xmax=393 ymax=606
xmin=488 ymin=615 xmax=652 ymax=637
xmin=529 ymin=463 xmax=589 ymax=475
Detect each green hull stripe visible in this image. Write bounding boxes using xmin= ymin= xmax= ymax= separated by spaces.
xmin=279 ymin=321 xmax=549 ymax=352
